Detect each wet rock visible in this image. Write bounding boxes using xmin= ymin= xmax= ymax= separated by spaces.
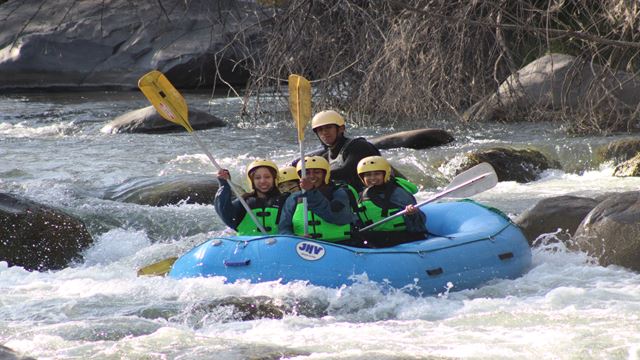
xmin=369 ymin=128 xmax=454 ymax=150
xmin=100 ymin=106 xmax=226 ymax=134
xmin=202 ymin=296 xmax=285 ymax=321
xmin=596 ymin=138 xmax=640 ymax=164
xmin=515 ymin=195 xmax=600 ymax=246
xmin=613 ymin=153 xmax=640 ymax=177
xmin=178 ymin=296 xmax=329 ymax=326
xmin=0 ymin=345 xmax=36 ymax=360
xmin=0 ymin=0 xmax=264 ymax=91
xmin=463 ymin=53 xmax=640 ymax=127
xmin=572 ymin=191 xmax=640 ymax=271
xmin=0 ymin=193 xmax=93 ymax=271
xmin=456 ymin=147 xmax=561 ymax=183
xmin=103 ymin=174 xmax=219 ymax=206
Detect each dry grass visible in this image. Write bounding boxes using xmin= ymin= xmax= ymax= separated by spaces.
xmin=226 ymin=0 xmax=640 ymax=133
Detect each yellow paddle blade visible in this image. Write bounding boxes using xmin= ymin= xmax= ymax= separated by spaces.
xmin=137 ymin=257 xmax=178 ymax=277
xmin=138 ymin=70 xmax=193 ymax=132
xmin=288 ymin=74 xmax=312 ymax=142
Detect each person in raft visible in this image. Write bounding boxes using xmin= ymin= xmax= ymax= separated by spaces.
xmin=278 ymin=156 xmax=358 ymax=243
xmin=277 ymin=165 xmax=301 ymax=194
xmin=354 ymin=156 xmax=427 ymax=247
xmin=214 ymin=159 xmax=290 ymax=235
xmin=305 ymin=110 xmax=381 ymax=193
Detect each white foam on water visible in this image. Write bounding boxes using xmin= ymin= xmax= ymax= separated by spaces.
xmin=0 ymin=121 xmax=76 ymax=137
xmin=2 ymin=246 xmax=640 ymax=359
xmin=82 ymin=228 xmax=152 ymax=266
xmin=5 ymin=94 xmax=640 ymax=359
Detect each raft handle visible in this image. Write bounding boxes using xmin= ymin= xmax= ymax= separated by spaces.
xmin=426 ymin=267 xmax=443 ymax=276
xmin=224 ymin=259 xmax=251 ymax=267
xmin=498 ymin=252 xmax=514 ymax=260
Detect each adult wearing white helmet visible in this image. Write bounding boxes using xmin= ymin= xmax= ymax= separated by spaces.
xmin=309 ymin=110 xmax=380 ymax=192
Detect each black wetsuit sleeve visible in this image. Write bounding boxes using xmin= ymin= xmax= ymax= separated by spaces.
xmin=331 ymin=138 xmax=380 ymax=187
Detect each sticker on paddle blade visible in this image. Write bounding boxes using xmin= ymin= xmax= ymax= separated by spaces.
xmin=158 ymin=102 xmax=176 ymax=121
xmin=296 ymin=241 xmax=325 ymax=261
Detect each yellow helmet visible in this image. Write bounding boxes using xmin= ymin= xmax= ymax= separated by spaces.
xmin=278 ymin=166 xmax=300 ymax=183
xmin=246 ymin=159 xmax=279 ymax=189
xmin=296 ymin=156 xmax=331 ymax=184
xmin=311 ymin=110 xmax=345 ymax=130
xmin=357 ymin=156 xmax=391 ymax=182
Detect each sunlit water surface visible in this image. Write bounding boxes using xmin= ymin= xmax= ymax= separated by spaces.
xmin=1 ymin=92 xmax=640 ymax=359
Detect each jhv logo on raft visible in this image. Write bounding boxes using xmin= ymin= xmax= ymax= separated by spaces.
xmin=296 ymin=241 xmax=325 ymax=261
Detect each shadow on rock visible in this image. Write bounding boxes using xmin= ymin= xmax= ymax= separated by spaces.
xmin=103 ymin=174 xmax=219 ymax=206
xmin=369 ymin=128 xmax=454 ymax=150
xmin=463 ymin=53 xmax=640 ymax=132
xmin=572 ymin=191 xmax=640 ymax=271
xmin=516 ymin=195 xmax=600 ymax=246
xmin=137 ymin=295 xmax=329 ymax=326
xmin=0 ymin=193 xmax=93 ymax=271
xmin=456 ymin=146 xmax=561 ymax=183
xmin=101 ymin=106 xmax=226 ymax=134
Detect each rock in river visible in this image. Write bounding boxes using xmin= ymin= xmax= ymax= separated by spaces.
xmin=0 ymin=193 xmax=93 ymax=271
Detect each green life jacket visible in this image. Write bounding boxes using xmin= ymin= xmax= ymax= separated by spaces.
xmin=236 ymin=207 xmax=280 ymax=235
xmin=394 ymin=176 xmax=419 ymax=194
xmin=357 ymin=178 xmax=419 ymax=232
xmin=235 ymin=193 xmax=287 ymax=236
xmin=291 ymin=185 xmax=355 ymax=242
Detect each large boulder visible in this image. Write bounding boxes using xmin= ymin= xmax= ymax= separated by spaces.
xmin=369 ymin=128 xmax=454 ymax=150
xmin=100 ymin=106 xmax=226 ymax=134
xmin=463 ymin=53 xmax=640 ymax=129
xmin=572 ymin=191 xmax=640 ymax=271
xmin=515 ymin=195 xmax=600 ymax=246
xmin=613 ymin=153 xmax=640 ymax=177
xmin=455 ymin=147 xmax=561 ymax=183
xmin=596 ymin=138 xmax=640 ymax=164
xmin=0 ymin=193 xmax=93 ymax=271
xmin=103 ymin=174 xmax=219 ymax=206
xmin=0 ymin=0 xmax=265 ymax=90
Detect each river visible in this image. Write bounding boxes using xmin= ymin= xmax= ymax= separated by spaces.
xmin=2 ymin=91 xmax=640 ymax=359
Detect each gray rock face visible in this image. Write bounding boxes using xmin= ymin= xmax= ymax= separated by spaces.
xmin=101 ymin=106 xmax=226 ymax=133
xmin=597 ymin=138 xmax=640 ymax=164
xmin=515 ymin=195 xmax=600 ymax=246
xmin=0 ymin=193 xmax=93 ymax=271
xmin=613 ymin=153 xmax=640 ymax=177
xmin=572 ymin=191 xmax=640 ymax=271
xmin=457 ymin=147 xmax=561 ymax=183
xmin=464 ymin=53 xmax=640 ymax=124
xmin=0 ymin=0 xmax=264 ymax=90
xmin=103 ymin=174 xmax=219 ymax=206
xmin=369 ymin=128 xmax=454 ymax=150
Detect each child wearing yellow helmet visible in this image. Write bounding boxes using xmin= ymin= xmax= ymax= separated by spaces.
xmin=355 ymin=156 xmax=426 ymax=247
xmin=214 ymin=159 xmax=290 ymax=235
xmin=277 ymin=166 xmax=301 ymax=193
xmin=278 ymin=156 xmax=358 ymax=242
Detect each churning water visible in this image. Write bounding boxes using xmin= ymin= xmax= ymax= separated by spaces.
xmin=2 ymin=91 xmax=640 ymax=359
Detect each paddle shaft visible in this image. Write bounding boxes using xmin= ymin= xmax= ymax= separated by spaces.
xmin=299 ymin=141 xmax=309 ymax=236
xmin=190 ymin=130 xmax=268 ymax=234
xmin=289 ymin=74 xmax=311 ymax=236
xmin=358 ymin=171 xmax=493 ymax=232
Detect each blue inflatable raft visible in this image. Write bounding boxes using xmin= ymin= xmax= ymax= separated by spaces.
xmin=169 ymin=200 xmax=532 ymax=295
